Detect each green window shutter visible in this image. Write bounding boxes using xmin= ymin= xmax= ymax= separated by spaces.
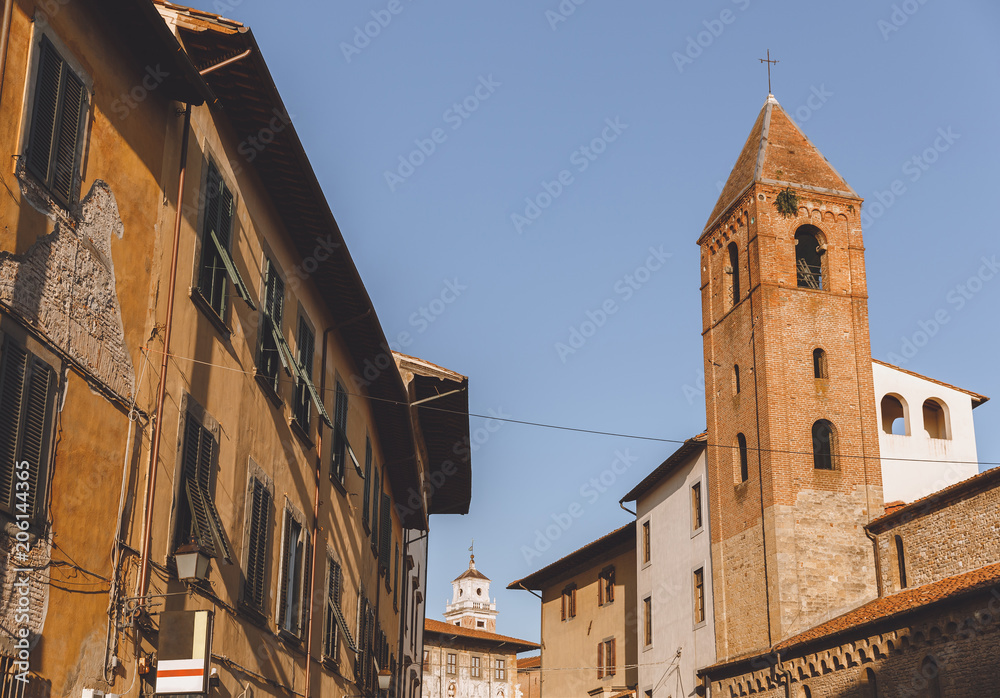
xmin=257 ymin=260 xmax=284 ymax=388
xmin=393 ymin=544 xmax=399 ymax=607
xmin=181 ymin=416 xmax=232 ymax=561
xmin=379 ymin=494 xmax=391 ymax=571
xmin=277 ymin=514 xmax=292 ymax=632
xmin=299 ymin=534 xmax=312 ymax=638
xmin=51 ymin=69 xmax=84 ymax=203
xmin=209 ymin=229 xmax=256 ymax=310
xmin=19 ymin=359 xmax=55 ymax=519
xmin=26 ymin=39 xmax=61 ymax=184
xmin=361 ymin=438 xmax=371 ymax=527
xmin=0 ymin=341 xmax=28 ymax=514
xmin=370 ymin=470 xmax=380 ymax=551
xmin=244 ymin=478 xmax=270 ymax=611
xmin=331 ymin=383 xmax=349 ymax=481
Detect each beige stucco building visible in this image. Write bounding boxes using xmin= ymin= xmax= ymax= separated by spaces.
xmin=0 ymin=2 xmax=472 ymax=697
xmin=509 ymin=523 xmax=638 ymax=698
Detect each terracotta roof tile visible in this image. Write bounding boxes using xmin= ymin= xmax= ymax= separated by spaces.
xmin=424 ymin=619 xmax=539 ymax=652
xmin=620 ymin=432 xmax=707 ymax=503
xmin=516 ymin=655 xmax=541 ymax=669
xmin=872 ymin=358 xmax=989 ymax=406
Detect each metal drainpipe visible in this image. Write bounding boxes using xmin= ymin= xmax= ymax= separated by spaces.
xmin=304 ymin=326 xmax=336 ymax=698
xmin=135 ymin=104 xmax=191 ymax=600
xmin=0 ymin=0 xmax=13 ymax=108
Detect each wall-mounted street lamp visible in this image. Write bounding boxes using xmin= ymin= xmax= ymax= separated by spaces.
xmin=174 ymin=540 xmax=212 ymax=582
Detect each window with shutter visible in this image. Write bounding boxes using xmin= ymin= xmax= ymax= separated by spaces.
xmin=197 ymin=162 xmax=254 ymax=319
xmin=278 ymin=512 xmax=308 ymax=638
xmin=393 ymin=543 xmax=400 ymax=609
xmin=379 ymin=493 xmax=391 ymax=572
xmin=256 ymin=258 xmax=285 ymax=394
xmin=293 ymin=318 xmax=314 ymax=428
xmin=370 ymin=469 xmax=380 ymax=554
xmin=175 ymin=414 xmax=232 ymax=562
xmin=597 ymin=642 xmax=604 ymax=679
xmin=361 ymin=437 xmax=372 ymax=529
xmin=25 ymin=36 xmax=87 ymax=206
xmin=323 ymin=555 xmax=342 ymax=661
xmin=243 ymin=477 xmax=270 ymax=613
xmin=0 ymin=337 xmax=57 ymax=521
xmin=331 ymin=383 xmax=349 ymax=484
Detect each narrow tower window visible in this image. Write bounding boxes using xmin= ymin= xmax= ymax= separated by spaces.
xmin=895 ymin=535 xmax=907 ymax=589
xmin=922 ymin=399 xmax=950 ymax=439
xmin=727 ymin=242 xmax=740 ymax=306
xmin=795 ymin=226 xmax=826 ymax=290
xmin=812 ymin=420 xmax=835 ymax=470
xmin=733 ymin=364 xmax=741 ymax=394
xmin=735 ymin=433 xmax=749 ymax=483
xmin=812 ymin=348 xmax=828 ymax=379
xmin=880 ymin=395 xmax=908 ymax=435
xmin=862 ymin=668 xmax=878 ymax=698
xmin=920 ymin=656 xmax=941 ymax=697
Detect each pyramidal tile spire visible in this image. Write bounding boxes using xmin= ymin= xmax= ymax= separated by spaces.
xmin=704 ymin=94 xmax=859 ymax=233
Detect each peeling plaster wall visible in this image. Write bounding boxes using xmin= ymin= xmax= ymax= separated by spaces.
xmin=1 ymin=173 xmax=134 ymax=400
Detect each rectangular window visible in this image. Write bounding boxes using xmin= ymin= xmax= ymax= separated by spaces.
xmin=643 ymin=597 xmax=652 ymax=646
xmin=471 ymin=656 xmax=481 ymax=679
xmin=175 ymin=413 xmax=232 ymax=561
xmin=331 ymin=382 xmax=349 ymax=484
xmin=642 ymin=520 xmax=651 ymax=564
xmin=197 ymin=161 xmax=253 ymax=318
xmin=243 ymin=477 xmax=271 ymax=613
xmin=599 ymin=567 xmax=615 ymax=605
xmin=370 ymin=468 xmax=380 ymax=554
xmin=561 ymin=585 xmax=576 ymax=620
xmin=423 ymin=649 xmax=430 ymax=671
xmin=278 ymin=512 xmax=309 ymax=638
xmin=393 ymin=543 xmax=400 ymax=609
xmin=293 ymin=317 xmax=315 ymax=427
xmin=494 ymin=659 xmax=505 ymax=681
xmin=25 ymin=35 xmax=87 ymax=206
xmin=362 ymin=437 xmax=372 ymax=528
xmin=693 ymin=567 xmax=705 ymax=624
xmin=446 ymin=653 xmax=456 ymax=675
xmin=256 ymin=258 xmax=285 ymax=394
xmin=323 ymin=555 xmax=343 ymax=661
xmin=0 ymin=336 xmax=58 ymax=521
xmin=380 ymin=492 xmax=391 ymax=572
xmin=691 ymin=482 xmax=703 ymax=531
xmin=604 ymin=639 xmax=616 ymax=677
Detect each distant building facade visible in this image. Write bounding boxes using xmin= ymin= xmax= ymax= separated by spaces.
xmin=424 ymin=557 xmax=538 ymax=698
xmin=516 ymin=655 xmax=541 ymax=698
xmin=509 ymin=523 xmax=638 ymax=698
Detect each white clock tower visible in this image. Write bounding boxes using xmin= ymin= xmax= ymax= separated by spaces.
xmin=443 ymin=554 xmax=498 ymax=632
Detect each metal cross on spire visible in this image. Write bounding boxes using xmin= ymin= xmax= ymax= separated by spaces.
xmin=759 ymin=49 xmax=778 ymax=95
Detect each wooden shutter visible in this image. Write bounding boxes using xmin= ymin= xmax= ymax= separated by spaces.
xmin=299 ymin=534 xmax=312 ymax=638
xmin=610 ymin=639 xmax=616 ymax=676
xmin=27 ymin=37 xmax=85 ymax=204
xmin=560 ymin=591 xmax=566 ymax=621
xmin=379 ymin=493 xmax=391 ymax=570
xmin=181 ymin=416 xmax=232 ymax=561
xmin=51 ymin=68 xmax=84 ymax=203
xmin=277 ymin=514 xmax=292 ymax=632
xmin=0 ymin=341 xmax=27 ymax=513
xmin=370 ymin=470 xmax=380 ymax=551
xmin=570 ymin=586 xmax=576 ymax=617
xmin=244 ymin=478 xmax=270 ymax=610
xmin=597 ymin=642 xmax=603 ymax=679
xmin=362 ymin=438 xmax=372 ymax=527
xmin=608 ymin=567 xmax=615 ymax=603
xmin=332 ymin=383 xmax=349 ymax=481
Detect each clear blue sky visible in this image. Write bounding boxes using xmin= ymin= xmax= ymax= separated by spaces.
xmin=190 ymin=0 xmax=1000 ymax=643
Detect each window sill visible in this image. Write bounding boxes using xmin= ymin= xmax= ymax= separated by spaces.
xmin=330 ymin=471 xmax=348 ymax=497
xmin=290 ymin=417 xmax=315 ymax=450
xmin=237 ymin=602 xmax=269 ymax=630
xmin=189 ymin=287 xmax=231 ymax=338
xmin=277 ymin=628 xmax=305 ymax=651
xmin=322 ymin=656 xmax=340 ymax=673
xmin=691 ymin=526 xmax=705 ymax=540
xmin=254 ymin=370 xmax=284 ymax=407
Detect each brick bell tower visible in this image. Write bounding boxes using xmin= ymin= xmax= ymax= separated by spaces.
xmin=700 ymin=94 xmax=883 ymax=660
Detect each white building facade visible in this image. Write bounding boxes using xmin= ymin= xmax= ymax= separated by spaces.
xmin=620 ymin=434 xmax=715 ymax=698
